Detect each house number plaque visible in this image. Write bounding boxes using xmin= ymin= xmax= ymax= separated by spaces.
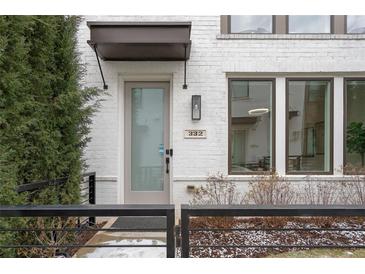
xmin=184 ymin=129 xmax=207 ymax=139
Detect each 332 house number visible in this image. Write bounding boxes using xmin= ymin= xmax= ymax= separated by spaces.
xmin=184 ymin=129 xmax=207 ymax=139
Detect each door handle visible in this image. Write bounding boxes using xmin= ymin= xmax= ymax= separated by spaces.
xmin=165 ymin=157 xmax=170 ymax=174
xmin=166 ymin=148 xmax=173 ymax=157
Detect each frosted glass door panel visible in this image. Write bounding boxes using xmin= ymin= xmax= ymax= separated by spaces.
xmin=131 ymin=88 xmax=164 ymax=191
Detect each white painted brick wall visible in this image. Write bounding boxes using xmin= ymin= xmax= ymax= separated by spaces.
xmin=77 ymin=16 xmax=365 ymax=204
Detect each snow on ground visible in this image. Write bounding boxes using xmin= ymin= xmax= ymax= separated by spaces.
xmin=80 ymin=239 xmax=166 ymax=258
xmin=189 ymin=217 xmax=365 ymax=258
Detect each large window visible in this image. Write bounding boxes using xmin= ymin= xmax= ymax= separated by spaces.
xmin=230 ymin=16 xmax=273 ymax=33
xmin=288 ymin=16 xmax=331 ymax=33
xmin=229 ymin=79 xmax=275 ymax=174
xmin=286 ymin=79 xmax=332 ymax=174
xmin=345 ymin=79 xmax=365 ymax=170
xmin=347 ymin=16 xmax=365 ymax=33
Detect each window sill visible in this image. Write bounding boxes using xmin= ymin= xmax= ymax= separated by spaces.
xmin=217 ymin=33 xmax=365 ymax=40
xmin=174 ymin=175 xmax=364 ymax=182
xmin=227 ymin=175 xmax=359 ymax=181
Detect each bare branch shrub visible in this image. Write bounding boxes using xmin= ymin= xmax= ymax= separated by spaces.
xmin=189 ymin=173 xmax=244 ymax=228
xmin=244 ymin=172 xmax=297 ymax=205
xmin=190 ymin=169 xmax=365 ymax=207
xmin=188 ymin=169 xmax=365 ymax=232
xmin=17 ymin=217 xmax=77 ymax=258
xmin=339 ymin=165 xmax=365 ymax=205
xmin=190 ymin=173 xmax=243 ymax=205
xmin=302 ymin=179 xmax=340 ymax=205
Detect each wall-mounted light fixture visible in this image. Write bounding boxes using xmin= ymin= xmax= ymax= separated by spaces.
xmin=192 ymin=95 xmax=201 ymax=120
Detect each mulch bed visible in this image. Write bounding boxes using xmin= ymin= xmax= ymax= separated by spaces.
xmin=64 ymin=221 xmax=107 ymax=257
xmin=188 ymin=217 xmax=365 ymax=258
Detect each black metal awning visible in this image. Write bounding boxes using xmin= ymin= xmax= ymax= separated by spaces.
xmin=87 ymin=21 xmax=191 ymax=61
xmin=87 ymin=21 xmax=192 ymax=89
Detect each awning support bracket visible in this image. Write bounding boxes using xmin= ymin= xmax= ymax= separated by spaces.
xmin=93 ymin=45 xmax=108 ymax=90
xmin=183 ymin=44 xmax=188 ymax=89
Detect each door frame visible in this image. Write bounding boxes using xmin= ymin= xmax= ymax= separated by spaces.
xmin=123 ymin=81 xmax=171 ymax=204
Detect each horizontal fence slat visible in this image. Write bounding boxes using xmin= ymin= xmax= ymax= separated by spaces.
xmin=0 ymin=244 xmax=166 ymax=249
xmin=82 ymin=172 xmax=96 ymax=177
xmin=189 ymin=228 xmax=365 ymax=232
xmin=0 ymin=204 xmax=175 ymax=217
xmin=189 ymin=245 xmax=365 ymax=249
xmin=182 ymin=204 xmax=365 ymax=217
xmin=0 ymin=228 xmax=167 ymax=232
xmin=16 ymin=172 xmax=95 ymax=194
xmin=17 ymin=178 xmax=68 ymax=193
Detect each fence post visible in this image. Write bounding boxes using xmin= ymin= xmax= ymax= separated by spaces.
xmin=88 ymin=173 xmax=96 ymax=225
xmin=181 ymin=205 xmax=190 ymax=258
xmin=166 ymin=208 xmax=175 ymax=258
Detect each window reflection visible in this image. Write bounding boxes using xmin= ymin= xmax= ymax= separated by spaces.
xmin=347 ymin=16 xmax=365 ymax=33
xmin=345 ymin=80 xmax=365 ymax=169
xmin=287 ymin=80 xmax=332 ymax=173
xmin=230 ymin=80 xmax=274 ymax=173
xmin=288 ymin=16 xmax=331 ymax=33
xmin=230 ymin=16 xmax=273 ymax=33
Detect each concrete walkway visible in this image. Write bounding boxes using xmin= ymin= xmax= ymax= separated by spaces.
xmin=74 ymin=217 xmax=167 ymax=258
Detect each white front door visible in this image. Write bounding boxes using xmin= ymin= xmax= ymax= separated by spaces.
xmin=124 ymin=82 xmax=170 ymax=204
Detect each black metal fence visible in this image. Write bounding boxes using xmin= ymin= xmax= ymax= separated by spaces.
xmin=79 ymin=172 xmax=96 ymax=225
xmin=180 ymin=204 xmax=365 ymax=258
xmin=17 ymin=173 xmax=96 ymax=204
xmin=0 ymin=204 xmax=175 ymax=258
xmin=17 ymin=177 xmax=68 ymax=194
xmin=2 ymin=202 xmax=365 ymax=258
xmin=16 ymin=172 xmax=96 ymax=226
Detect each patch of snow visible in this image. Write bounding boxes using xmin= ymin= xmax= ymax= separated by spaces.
xmin=81 ymin=239 xmax=166 ymax=258
xmin=189 ymin=218 xmax=365 ymax=258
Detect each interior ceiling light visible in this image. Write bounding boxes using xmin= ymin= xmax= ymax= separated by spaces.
xmin=248 ymin=108 xmax=269 ymax=116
